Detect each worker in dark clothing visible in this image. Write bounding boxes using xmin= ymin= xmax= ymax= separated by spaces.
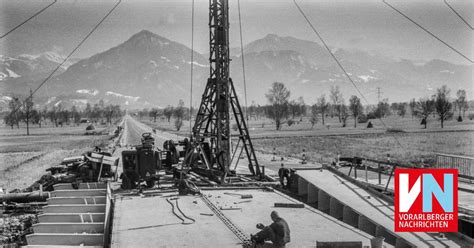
xmin=278 ymin=164 xmax=291 ymax=189
xmin=251 ymin=211 xmax=290 ymax=248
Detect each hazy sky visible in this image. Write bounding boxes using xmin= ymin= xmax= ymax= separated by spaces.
xmin=0 ymin=0 xmax=472 ymax=65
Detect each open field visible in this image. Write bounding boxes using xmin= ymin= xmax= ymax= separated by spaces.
xmin=253 ymin=131 xmax=473 ymax=165
xmin=0 ymin=123 xmax=114 ymax=191
xmin=140 ymin=115 xmax=474 ymax=166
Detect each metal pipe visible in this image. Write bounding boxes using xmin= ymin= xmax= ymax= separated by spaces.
xmin=0 ymin=191 xmax=50 ymax=203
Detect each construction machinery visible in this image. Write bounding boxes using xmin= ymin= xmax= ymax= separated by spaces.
xmin=120 ymin=133 xmax=162 ymax=189
xmin=133 ymin=0 xmax=263 ymax=185
xmin=16 ymin=0 xmax=474 ymax=246
xmin=177 ymin=0 xmax=261 ymax=184
xmin=115 ymin=0 xmax=265 ymax=185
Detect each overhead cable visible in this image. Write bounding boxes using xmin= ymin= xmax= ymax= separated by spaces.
xmin=292 ymin=0 xmax=404 ymax=148
xmin=0 ymin=0 xmax=57 ymax=39
xmin=383 ymin=0 xmax=473 ymax=63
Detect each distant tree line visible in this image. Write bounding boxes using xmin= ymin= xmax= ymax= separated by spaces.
xmin=410 ymin=86 xmax=469 ymax=128
xmin=3 ymin=95 xmax=124 ymax=135
xmin=259 ymin=82 xmax=470 ymax=130
xmin=132 ymin=82 xmax=470 ymax=132
xmin=135 ymin=99 xmax=188 ymax=131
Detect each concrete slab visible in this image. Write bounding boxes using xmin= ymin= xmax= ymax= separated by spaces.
xmin=111 ymin=189 xmax=374 ymax=247
xmin=297 ymin=169 xmax=466 ymax=247
xmin=110 ymin=193 xmax=242 ymax=247
xmin=201 ymin=189 xmax=374 ymax=247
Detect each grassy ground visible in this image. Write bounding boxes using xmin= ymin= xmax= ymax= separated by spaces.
xmin=139 ymin=114 xmax=474 ymax=166
xmin=0 ymin=123 xmax=114 ymax=191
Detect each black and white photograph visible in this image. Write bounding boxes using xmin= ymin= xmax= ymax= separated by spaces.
xmin=0 ymin=0 xmax=473 ymax=247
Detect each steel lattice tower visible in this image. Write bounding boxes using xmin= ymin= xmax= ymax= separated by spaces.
xmin=189 ymin=0 xmax=261 ymax=183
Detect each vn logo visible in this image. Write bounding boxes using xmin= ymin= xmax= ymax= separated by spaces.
xmin=394 ymin=169 xmax=458 ymax=232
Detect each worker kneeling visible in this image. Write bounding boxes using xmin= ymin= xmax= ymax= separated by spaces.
xmin=251 ymin=211 xmax=290 ymax=248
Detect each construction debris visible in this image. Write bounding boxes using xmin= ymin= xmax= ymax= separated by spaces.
xmin=223 ymin=192 xmax=253 ymax=199
xmin=200 ymin=213 xmax=214 ymax=216
xmin=274 ymin=203 xmax=305 ymax=208
xmin=220 ymin=207 xmax=242 ymax=211
xmin=0 ymin=214 xmax=37 ymax=246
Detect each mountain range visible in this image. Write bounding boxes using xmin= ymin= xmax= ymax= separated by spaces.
xmin=1 ymin=30 xmax=471 ymax=110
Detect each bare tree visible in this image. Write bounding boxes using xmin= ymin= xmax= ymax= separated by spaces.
xmin=41 ymin=106 xmax=48 ymax=126
xmin=455 ymin=89 xmax=468 ymax=118
xmin=349 ymin=95 xmax=363 ymax=128
xmin=310 ymin=104 xmax=318 ymax=129
xmin=22 ymin=91 xmax=34 ymax=135
xmin=265 ymin=82 xmax=290 ymax=130
xmin=138 ymin=108 xmax=149 ymax=120
xmin=409 ymin=98 xmax=416 ymax=118
xmin=173 ymin=100 xmax=185 ymax=119
xmin=4 ymin=111 xmax=16 ymax=129
xmin=288 ymin=97 xmax=306 ymax=121
xmin=316 ymin=94 xmax=329 ymax=125
xmin=435 ymin=85 xmax=453 ymax=128
xmin=70 ymin=106 xmax=81 ymax=125
xmin=174 ymin=100 xmax=185 ymax=131
xmin=31 ymin=109 xmax=41 ymax=127
xmin=103 ymin=105 xmax=115 ymax=125
xmin=84 ymin=103 xmax=92 ymax=120
xmin=91 ymin=103 xmax=102 ymax=123
xmin=49 ymin=104 xmax=63 ymax=127
xmin=415 ymin=97 xmax=435 ymax=129
xmin=163 ymin=105 xmax=174 ymax=123
xmin=297 ymin=96 xmax=306 ymax=120
xmin=5 ymin=97 xmax=22 ymax=128
xmin=59 ymin=108 xmax=69 ymax=126
xmin=397 ymin=103 xmax=407 ymax=117
xmin=289 ymin=100 xmax=298 ymax=120
xmin=340 ymin=104 xmax=349 ymax=127
xmin=330 ymin=86 xmax=343 ymax=122
xmin=48 ymin=107 xmax=57 ymax=127
xmin=375 ymin=99 xmax=390 ymax=118
xmin=149 ymin=108 xmax=160 ymax=122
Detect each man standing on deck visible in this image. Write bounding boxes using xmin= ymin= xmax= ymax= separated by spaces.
xmin=278 ymin=164 xmax=291 ymax=188
xmin=251 ymin=211 xmax=290 ymax=248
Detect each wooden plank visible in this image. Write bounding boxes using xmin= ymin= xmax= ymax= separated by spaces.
xmin=38 ymin=213 xmax=105 ymax=223
xmin=48 ymin=197 xmax=106 ymax=205
xmin=42 ymin=204 xmax=106 ymax=213
xmin=32 ymin=223 xmax=104 ymax=233
xmin=26 ymin=233 xmax=103 ymax=246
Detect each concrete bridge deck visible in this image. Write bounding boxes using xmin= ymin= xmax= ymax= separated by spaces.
xmin=111 ymin=188 xmax=375 ymax=247
xmin=294 ymin=169 xmax=468 ymax=247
